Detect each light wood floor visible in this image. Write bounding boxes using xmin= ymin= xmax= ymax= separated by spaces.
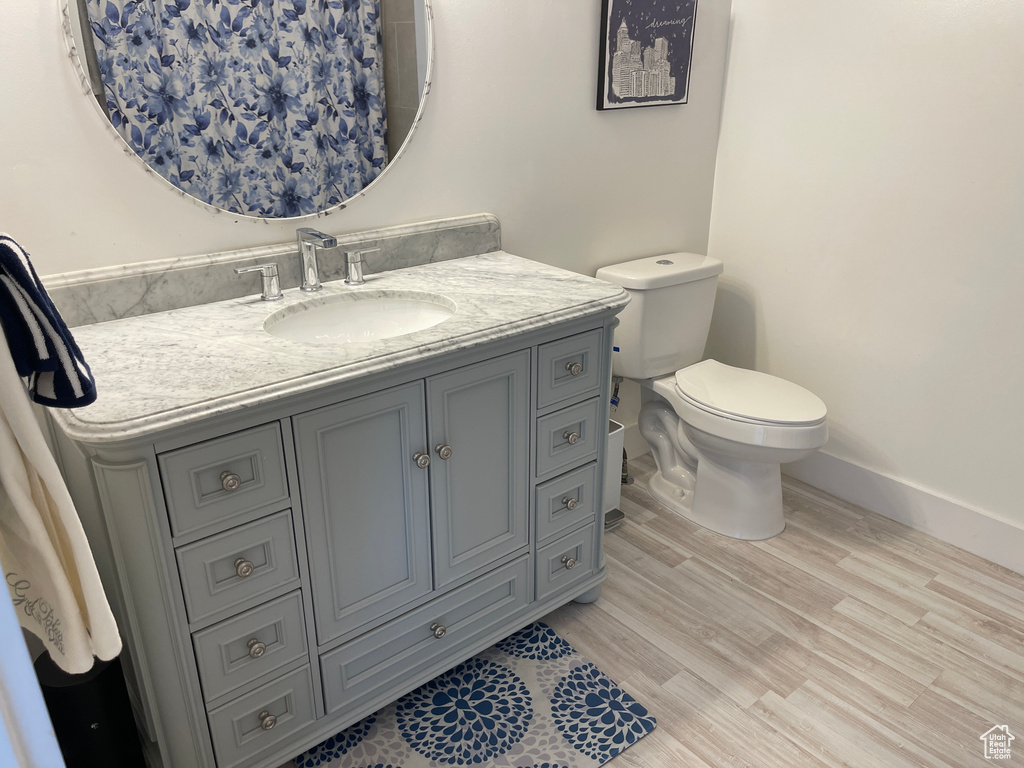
xmin=542 ymin=454 xmax=1024 ymax=768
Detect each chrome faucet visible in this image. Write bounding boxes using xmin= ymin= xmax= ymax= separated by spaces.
xmin=296 ymin=228 xmax=337 ymax=292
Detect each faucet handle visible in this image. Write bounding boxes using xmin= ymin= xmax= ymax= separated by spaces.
xmin=345 ymin=248 xmax=379 ymax=286
xmin=234 ymin=263 xmax=283 ymax=301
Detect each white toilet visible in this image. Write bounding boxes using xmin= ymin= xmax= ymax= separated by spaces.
xmin=596 ymin=253 xmax=827 ymax=540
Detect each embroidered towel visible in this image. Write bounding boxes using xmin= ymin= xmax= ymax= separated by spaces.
xmin=0 ymin=234 xmax=96 ymax=408
xmin=0 ymin=334 xmax=121 ymax=672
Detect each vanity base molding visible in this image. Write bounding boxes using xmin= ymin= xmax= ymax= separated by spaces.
xmin=54 ymin=313 xmax=618 ymax=768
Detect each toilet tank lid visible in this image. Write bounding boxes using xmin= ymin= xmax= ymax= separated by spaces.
xmin=595 ymin=253 xmax=723 ymax=290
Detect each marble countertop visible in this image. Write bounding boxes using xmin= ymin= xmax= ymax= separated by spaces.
xmin=52 ymin=253 xmax=628 ymax=443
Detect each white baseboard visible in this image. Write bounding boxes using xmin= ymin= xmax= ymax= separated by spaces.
xmin=617 ymin=430 xmax=1022 ymax=575
xmin=785 ymin=451 xmax=1024 ymax=576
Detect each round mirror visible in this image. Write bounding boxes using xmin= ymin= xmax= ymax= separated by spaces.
xmin=62 ymin=0 xmax=432 ymax=219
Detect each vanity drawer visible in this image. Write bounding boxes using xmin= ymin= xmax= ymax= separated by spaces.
xmin=320 ymin=555 xmax=531 ymax=716
xmin=535 ymin=462 xmax=599 ymax=543
xmin=177 ymin=510 xmax=300 ymax=625
xmin=537 ymin=329 xmax=603 ymax=410
xmin=535 ymin=522 xmax=597 ymax=602
xmin=207 ymin=665 xmax=316 ymax=768
xmin=192 ymin=591 xmax=308 ymax=704
xmin=535 ymin=398 xmax=601 ymax=480
xmin=160 ymin=423 xmax=289 ymax=537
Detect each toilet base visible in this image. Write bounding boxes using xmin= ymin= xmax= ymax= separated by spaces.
xmin=648 ymin=450 xmax=785 ymax=541
xmin=639 ymin=387 xmax=788 ymax=541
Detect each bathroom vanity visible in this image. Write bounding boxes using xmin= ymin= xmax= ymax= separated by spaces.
xmin=48 ymin=243 xmax=627 ymax=768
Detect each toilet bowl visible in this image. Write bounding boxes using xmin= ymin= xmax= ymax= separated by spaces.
xmin=640 ymin=360 xmax=827 ymax=539
xmin=595 ymin=253 xmax=828 ymax=540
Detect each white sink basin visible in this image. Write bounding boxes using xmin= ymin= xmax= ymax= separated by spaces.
xmin=265 ymin=291 xmax=456 ymax=344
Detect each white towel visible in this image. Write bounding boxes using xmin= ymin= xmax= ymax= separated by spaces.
xmin=0 ymin=337 xmax=120 ymax=673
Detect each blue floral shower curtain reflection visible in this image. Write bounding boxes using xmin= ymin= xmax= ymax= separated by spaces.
xmin=85 ymin=0 xmax=388 ymax=218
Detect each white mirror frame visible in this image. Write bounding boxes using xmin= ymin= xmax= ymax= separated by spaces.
xmin=59 ymin=0 xmax=434 ymax=223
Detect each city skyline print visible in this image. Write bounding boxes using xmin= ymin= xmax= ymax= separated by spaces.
xmin=597 ymin=0 xmax=698 ymax=110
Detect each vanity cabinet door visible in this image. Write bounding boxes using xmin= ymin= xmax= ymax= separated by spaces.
xmin=426 ymin=350 xmax=531 ymax=588
xmin=294 ymin=382 xmax=433 ymax=645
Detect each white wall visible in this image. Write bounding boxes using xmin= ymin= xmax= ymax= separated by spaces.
xmin=0 ymin=1 xmax=730 ymax=279
xmin=708 ymin=0 xmax=1024 ymax=559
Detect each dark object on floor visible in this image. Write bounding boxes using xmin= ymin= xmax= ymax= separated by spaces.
xmin=34 ymin=653 xmax=145 ymax=767
xmin=605 ymin=507 xmax=625 ymax=530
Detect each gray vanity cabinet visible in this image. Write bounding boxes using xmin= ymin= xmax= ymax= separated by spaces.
xmin=53 ymin=314 xmax=618 ymax=768
xmin=293 ymin=381 xmax=433 ymax=645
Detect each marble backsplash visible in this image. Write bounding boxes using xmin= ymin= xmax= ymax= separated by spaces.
xmin=44 ymin=214 xmax=501 ymax=327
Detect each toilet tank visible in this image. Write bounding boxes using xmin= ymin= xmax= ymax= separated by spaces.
xmin=595 ymin=253 xmax=723 ymax=380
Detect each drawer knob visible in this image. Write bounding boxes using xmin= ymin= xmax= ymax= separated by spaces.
xmin=413 ymin=451 xmax=431 ymax=469
xmin=247 ymin=639 xmax=267 ymax=659
xmin=435 ymin=444 xmax=453 ymax=461
xmin=566 ymin=361 xmax=583 ymax=377
xmin=430 ymin=622 xmax=447 ymax=639
xmin=257 ymin=710 xmax=276 ymax=731
xmin=563 ymin=431 xmax=580 ymax=445
xmin=220 ymin=471 xmax=242 ymax=492
xmin=562 ymin=496 xmax=579 ymax=511
xmin=561 ymin=555 xmax=578 ymax=570
xmin=234 ymin=558 xmax=256 ymax=578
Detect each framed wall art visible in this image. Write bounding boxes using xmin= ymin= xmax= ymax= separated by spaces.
xmin=597 ymin=0 xmax=698 ymax=110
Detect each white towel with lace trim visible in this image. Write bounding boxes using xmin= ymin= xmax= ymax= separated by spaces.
xmin=0 ymin=337 xmax=120 ymax=673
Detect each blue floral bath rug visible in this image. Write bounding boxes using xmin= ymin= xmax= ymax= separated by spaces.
xmin=294 ymin=621 xmax=656 ymax=767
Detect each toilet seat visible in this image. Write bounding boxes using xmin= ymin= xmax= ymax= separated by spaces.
xmin=674 ymin=360 xmax=826 ymax=427
xmin=651 ymin=364 xmax=827 ymax=454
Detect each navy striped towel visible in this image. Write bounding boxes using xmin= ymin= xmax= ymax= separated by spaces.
xmin=0 ymin=235 xmax=96 ymax=408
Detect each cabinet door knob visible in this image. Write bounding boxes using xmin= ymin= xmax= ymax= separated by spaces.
xmin=234 ymin=558 xmax=255 ymax=578
xmin=413 ymin=451 xmax=431 ymax=469
xmin=566 ymin=361 xmax=583 ymax=377
xmin=561 ymin=496 xmax=579 ymax=511
xmin=220 ymin=471 xmax=242 ymax=491
xmin=563 ymin=430 xmax=580 ymax=445
xmin=561 ymin=555 xmax=577 ymax=570
xmin=430 ymin=622 xmax=447 ymax=639
xmin=247 ymin=638 xmax=267 ymax=659
xmin=257 ymin=710 xmax=276 ymax=731
xmin=435 ymin=444 xmax=453 ymax=460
